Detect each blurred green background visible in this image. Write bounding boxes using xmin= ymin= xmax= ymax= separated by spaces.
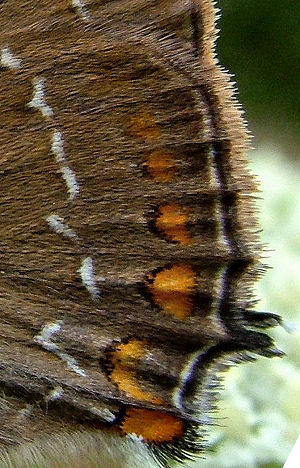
xmin=183 ymin=1 xmax=300 ymax=467
xmin=218 ymin=0 xmax=300 ymax=160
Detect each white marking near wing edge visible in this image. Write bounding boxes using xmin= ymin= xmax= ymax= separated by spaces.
xmin=51 ymin=130 xmax=80 ymax=201
xmin=51 ymin=130 xmax=66 ymax=164
xmin=47 ymin=214 xmax=78 ymax=239
xmin=79 ymin=256 xmax=100 ymax=300
xmin=27 ymin=77 xmax=53 ymax=118
xmin=44 ymin=386 xmax=64 ymax=402
xmin=35 ymin=321 xmax=61 ymax=352
xmin=89 ymin=406 xmax=116 ymax=422
xmin=35 ymin=321 xmax=87 ymax=378
xmin=72 ymin=0 xmax=91 ymax=21
xmin=1 ymin=47 xmax=21 ymax=69
xmin=61 ymin=165 xmax=80 ymax=201
xmin=18 ymin=404 xmax=34 ymax=419
xmin=172 ymin=349 xmax=202 ymax=410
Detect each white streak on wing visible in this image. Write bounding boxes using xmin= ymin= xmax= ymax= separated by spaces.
xmin=212 ymin=266 xmax=227 ymax=313
xmin=18 ymin=404 xmax=34 ymax=419
xmin=1 ymin=47 xmax=21 ymax=69
xmin=58 ymin=351 xmax=87 ymax=377
xmin=60 ymin=165 xmax=80 ymax=201
xmin=44 ymin=386 xmax=64 ymax=402
xmin=35 ymin=322 xmax=61 ymax=352
xmin=89 ymin=407 xmax=116 ymax=422
xmin=27 ymin=77 xmax=53 ymax=118
xmin=72 ymin=0 xmax=90 ymax=21
xmin=50 ymin=130 xmax=80 ymax=201
xmin=210 ymin=146 xmax=232 ymax=251
xmin=47 ymin=214 xmax=78 ymax=239
xmin=79 ymin=256 xmax=100 ymax=300
xmin=35 ymin=322 xmax=87 ymax=377
xmin=51 ymin=130 xmax=65 ymax=163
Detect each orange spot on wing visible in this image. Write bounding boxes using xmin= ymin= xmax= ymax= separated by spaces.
xmin=120 ymin=408 xmax=185 ymax=443
xmin=155 ymin=203 xmax=192 ymax=245
xmin=145 ymin=150 xmax=177 ymax=182
xmin=127 ymin=112 xmax=160 ymax=141
xmin=110 ymin=340 xmax=164 ymax=405
xmin=147 ymin=264 xmax=196 ymax=320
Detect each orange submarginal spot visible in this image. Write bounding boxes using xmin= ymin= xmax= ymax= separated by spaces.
xmin=127 ymin=111 xmax=160 ymax=141
xmin=155 ymin=203 xmax=192 ymax=245
xmin=110 ymin=339 xmax=164 ymax=405
xmin=120 ymin=408 xmax=185 ymax=443
xmin=147 ymin=264 xmax=196 ymax=320
xmin=145 ymin=150 xmax=177 ymax=182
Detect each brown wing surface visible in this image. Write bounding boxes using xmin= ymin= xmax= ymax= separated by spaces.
xmin=0 ymin=1 xmax=280 ymax=466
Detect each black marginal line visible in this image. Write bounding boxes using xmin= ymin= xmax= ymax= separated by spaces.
xmin=189 ymin=4 xmax=254 ymax=329
xmin=181 ymin=320 xmax=277 ymax=407
xmin=180 ymin=342 xmax=247 ymax=408
xmin=198 ymin=89 xmax=253 ymax=329
xmin=103 ymin=6 xmax=262 ymax=335
xmin=120 ymin=6 xmax=266 ymax=413
xmin=128 ymin=7 xmax=255 ymax=330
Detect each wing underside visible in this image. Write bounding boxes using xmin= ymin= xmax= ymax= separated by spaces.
xmin=0 ymin=0 xmax=280 ymax=465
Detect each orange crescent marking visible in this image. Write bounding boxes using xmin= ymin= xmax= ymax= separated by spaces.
xmin=155 ymin=203 xmax=192 ymax=245
xmin=127 ymin=112 xmax=160 ymax=141
xmin=110 ymin=339 xmax=164 ymax=405
xmin=147 ymin=263 xmax=196 ymax=320
xmin=145 ymin=150 xmax=177 ymax=182
xmin=120 ymin=408 xmax=185 ymax=443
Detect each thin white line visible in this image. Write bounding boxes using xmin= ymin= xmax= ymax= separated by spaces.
xmin=18 ymin=404 xmax=33 ymax=419
xmin=57 ymin=350 xmax=87 ymax=377
xmin=79 ymin=256 xmax=100 ymax=300
xmin=44 ymin=386 xmax=64 ymax=402
xmin=35 ymin=321 xmax=87 ymax=377
xmin=51 ymin=130 xmax=66 ymax=164
xmin=1 ymin=47 xmax=21 ymax=69
xmin=213 ymin=266 xmax=228 ymax=314
xmin=88 ymin=406 xmax=116 ymax=422
xmin=72 ymin=0 xmax=91 ymax=21
xmin=51 ymin=130 xmax=80 ymax=201
xmin=60 ymin=165 xmax=80 ymax=201
xmin=27 ymin=77 xmax=53 ymax=118
xmin=35 ymin=322 xmax=61 ymax=353
xmin=47 ymin=214 xmax=78 ymax=239
xmin=172 ymin=350 xmax=201 ymax=409
xmin=210 ymin=146 xmax=232 ymax=251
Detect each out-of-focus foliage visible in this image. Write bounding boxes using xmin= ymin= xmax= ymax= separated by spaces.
xmin=217 ymin=0 xmax=300 ymax=155
xmin=183 ymin=149 xmax=300 ymax=468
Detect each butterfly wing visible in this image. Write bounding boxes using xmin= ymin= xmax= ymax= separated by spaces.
xmin=0 ymin=0 xmax=280 ymax=465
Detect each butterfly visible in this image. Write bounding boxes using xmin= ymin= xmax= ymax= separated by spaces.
xmin=0 ymin=1 xmax=282 ymax=467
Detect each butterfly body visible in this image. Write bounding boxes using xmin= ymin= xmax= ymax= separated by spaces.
xmin=0 ymin=1 xmax=280 ymax=466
